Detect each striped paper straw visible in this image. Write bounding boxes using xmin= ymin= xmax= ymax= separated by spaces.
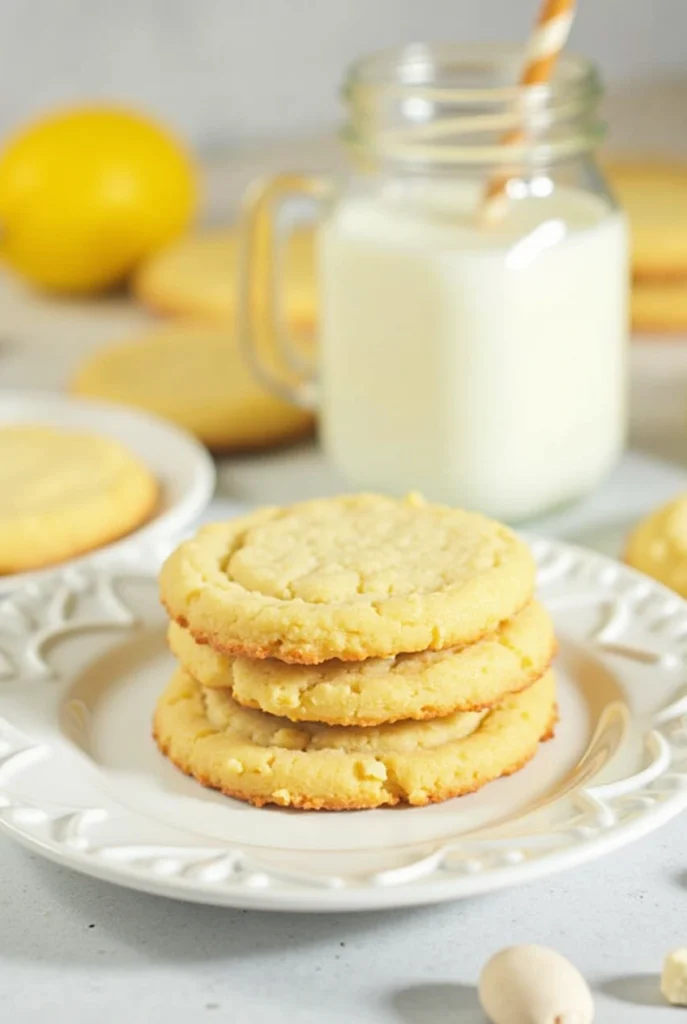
xmin=482 ymin=0 xmax=577 ymax=222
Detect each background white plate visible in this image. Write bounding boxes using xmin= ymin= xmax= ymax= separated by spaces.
xmin=0 ymin=537 xmax=686 ymax=912
xmin=0 ymin=390 xmax=216 ymax=593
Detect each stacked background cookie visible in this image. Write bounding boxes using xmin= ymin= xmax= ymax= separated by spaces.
xmin=155 ymin=494 xmax=558 ymax=811
xmin=606 ymin=158 xmax=687 ymax=333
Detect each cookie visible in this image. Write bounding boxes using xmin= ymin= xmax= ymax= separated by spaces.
xmin=159 ymin=494 xmax=536 ymax=664
xmin=70 ymin=324 xmax=314 ymax=452
xmin=0 ymin=425 xmax=158 ymax=574
xmin=631 ymin=280 xmax=687 ymax=334
xmin=625 ymin=495 xmax=687 ymax=595
xmin=606 ymin=159 xmax=687 ymax=279
xmin=153 ymin=668 xmax=556 ymax=809
xmin=167 ymin=600 xmax=555 ymax=726
xmin=133 ymin=226 xmax=316 ymax=326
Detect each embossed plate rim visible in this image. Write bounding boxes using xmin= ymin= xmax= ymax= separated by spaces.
xmin=0 ymin=536 xmax=686 ymax=912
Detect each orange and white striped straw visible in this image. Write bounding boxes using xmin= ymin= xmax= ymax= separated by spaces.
xmin=482 ymin=0 xmax=577 ymax=222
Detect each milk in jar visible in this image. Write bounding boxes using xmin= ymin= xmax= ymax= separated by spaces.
xmin=318 ymin=179 xmax=628 ymax=521
xmin=237 ymin=47 xmax=630 ymax=519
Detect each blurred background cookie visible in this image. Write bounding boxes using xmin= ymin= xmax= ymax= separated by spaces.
xmin=625 ymin=494 xmax=687 ymax=595
xmin=70 ymin=323 xmax=314 ymax=452
xmin=0 ymin=424 xmax=158 ymax=573
xmin=631 ymin=280 xmax=687 ymax=334
xmin=606 ymin=158 xmax=687 ymax=334
xmin=133 ymin=226 xmax=316 ymax=329
xmin=606 ymin=158 xmax=687 ymax=281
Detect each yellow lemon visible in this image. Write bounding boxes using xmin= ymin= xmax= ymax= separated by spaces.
xmin=0 ymin=105 xmax=197 ymax=293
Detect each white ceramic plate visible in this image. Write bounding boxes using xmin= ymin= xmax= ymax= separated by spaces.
xmin=0 ymin=391 xmax=215 ymax=593
xmin=0 ymin=537 xmax=686 ymax=912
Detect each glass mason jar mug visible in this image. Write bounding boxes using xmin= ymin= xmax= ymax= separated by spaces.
xmin=239 ymin=45 xmax=629 ymax=522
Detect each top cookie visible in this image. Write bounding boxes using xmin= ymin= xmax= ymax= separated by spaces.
xmin=159 ymin=494 xmax=535 ymax=664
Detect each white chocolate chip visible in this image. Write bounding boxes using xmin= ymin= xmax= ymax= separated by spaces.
xmin=355 ymin=759 xmax=387 ymax=782
xmin=275 ymin=688 xmax=300 ymax=709
xmin=478 ymin=944 xmax=594 ymax=1024
xmin=226 ymin=758 xmax=244 ymax=774
xmin=661 ymin=948 xmax=687 ymax=1006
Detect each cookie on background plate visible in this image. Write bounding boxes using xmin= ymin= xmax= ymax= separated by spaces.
xmin=0 ymin=425 xmax=157 ymax=574
xmin=159 ymin=493 xmax=536 ymax=664
xmin=625 ymin=494 xmax=687 ymax=596
xmin=70 ymin=324 xmax=314 ymax=452
xmin=605 ymin=158 xmax=687 ymax=280
xmin=133 ymin=226 xmax=316 ymax=327
xmin=153 ymin=668 xmax=557 ymax=810
xmin=167 ymin=600 xmax=556 ymax=726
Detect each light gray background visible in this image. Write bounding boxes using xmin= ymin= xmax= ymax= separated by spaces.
xmin=2 ymin=5 xmax=687 ymax=1022
xmin=0 ymin=0 xmax=685 ymax=149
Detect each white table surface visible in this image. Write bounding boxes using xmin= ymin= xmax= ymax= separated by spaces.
xmin=4 ymin=340 xmax=687 ymax=1024
xmin=3 ymin=146 xmax=687 ymax=1022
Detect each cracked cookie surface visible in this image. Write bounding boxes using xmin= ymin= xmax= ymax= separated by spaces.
xmin=159 ymin=494 xmax=536 ymax=664
xmin=153 ymin=669 xmax=556 ymax=810
xmin=168 ymin=601 xmax=555 ymax=725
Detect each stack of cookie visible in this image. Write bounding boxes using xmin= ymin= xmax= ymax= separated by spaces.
xmin=155 ymin=494 xmax=557 ymax=811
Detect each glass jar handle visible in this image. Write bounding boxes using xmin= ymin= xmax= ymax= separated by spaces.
xmin=237 ymin=173 xmax=331 ymax=411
